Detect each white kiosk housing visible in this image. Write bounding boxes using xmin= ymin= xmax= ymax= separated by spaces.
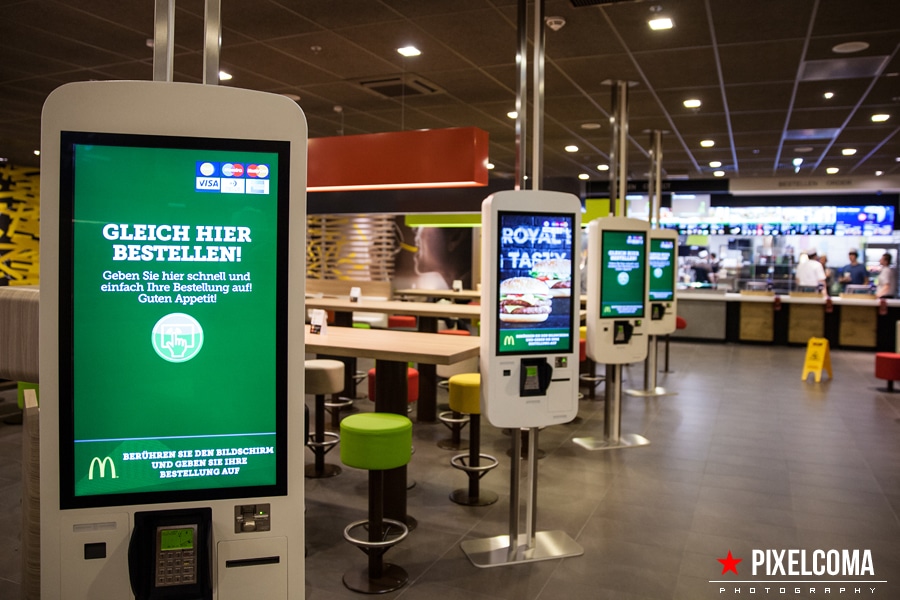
xmin=40 ymin=81 xmax=307 ymax=599
xmin=576 ymin=216 xmax=650 ymax=450
xmin=464 ymin=190 xmax=583 ymax=568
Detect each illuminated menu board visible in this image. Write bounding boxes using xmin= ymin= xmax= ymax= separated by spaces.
xmin=496 ymin=211 xmax=575 ymax=355
xmin=648 ymin=238 xmax=675 ymax=302
xmin=59 ymin=132 xmax=289 ymax=508
xmin=600 ymin=230 xmax=646 ymax=318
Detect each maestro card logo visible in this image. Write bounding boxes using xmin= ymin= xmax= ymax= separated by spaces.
xmin=711 ymin=547 xmax=884 ymax=596
xmin=152 ymin=313 xmax=204 ymax=363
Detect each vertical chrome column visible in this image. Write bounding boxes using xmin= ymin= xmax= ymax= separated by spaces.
xmin=203 ymin=0 xmax=222 ymax=85
xmin=650 ymin=130 xmax=663 ymax=229
xmin=514 ymin=0 xmax=528 ymax=191
xmin=531 ymin=0 xmax=545 ymax=191
xmin=608 ymin=81 xmax=629 ymax=217
xmin=152 ymin=0 xmax=174 ymax=83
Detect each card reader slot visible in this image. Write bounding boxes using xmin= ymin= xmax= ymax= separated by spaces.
xmin=225 ymin=556 xmax=281 ymax=568
xmin=550 ymin=378 xmax=571 ymax=382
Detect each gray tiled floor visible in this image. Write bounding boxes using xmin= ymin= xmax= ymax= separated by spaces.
xmin=3 ymin=342 xmax=900 ymax=599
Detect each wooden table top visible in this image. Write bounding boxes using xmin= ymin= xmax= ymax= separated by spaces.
xmin=393 ymin=288 xmax=483 ymax=301
xmin=305 ymin=297 xmax=481 ymax=319
xmin=305 ymin=324 xmax=480 ymax=365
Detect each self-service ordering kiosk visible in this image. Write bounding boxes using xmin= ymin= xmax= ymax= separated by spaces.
xmin=40 ymin=81 xmax=306 ymax=599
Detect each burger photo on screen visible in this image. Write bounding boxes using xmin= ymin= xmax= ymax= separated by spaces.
xmin=499 ymin=277 xmax=553 ymax=322
xmin=530 ymin=258 xmax=572 ymax=297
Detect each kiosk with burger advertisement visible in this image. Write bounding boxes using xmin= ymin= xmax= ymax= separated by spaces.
xmin=575 ymin=216 xmax=651 ymax=450
xmin=462 ymin=190 xmax=583 ymax=567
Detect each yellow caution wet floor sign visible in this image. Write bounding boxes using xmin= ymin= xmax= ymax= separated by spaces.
xmin=802 ymin=337 xmax=832 ymax=382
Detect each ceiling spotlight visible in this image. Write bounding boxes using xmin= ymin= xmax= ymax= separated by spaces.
xmin=832 ymin=41 xmax=869 ymax=54
xmin=486 ymin=162 xmax=495 ymax=170
xmin=578 ymin=173 xmax=590 ymax=180
xmin=545 ymin=16 xmax=566 ymax=31
xmin=876 ymin=170 xmax=884 ymax=176
xmin=648 ymin=17 xmax=673 ymax=30
xmin=713 ymin=170 xmax=725 ymax=177
xmin=564 ymin=145 xmax=579 ymax=153
xmin=826 ymin=167 xmax=840 ymax=174
xmin=824 ymin=92 xmax=834 ymax=100
xmin=871 ymin=113 xmax=890 ymax=122
xmin=580 ymin=122 xmax=602 ymax=130
xmin=792 ymin=158 xmax=803 ymax=167
xmin=507 ymin=111 xmax=518 ymax=119
xmin=597 ymin=164 xmax=610 ymax=171
xmin=709 ymin=161 xmax=722 ymax=168
xmin=397 ymin=46 xmax=421 ymax=57
xmin=700 ymin=139 xmax=715 ymax=148
xmin=218 ymin=71 xmax=233 ymax=81
xmin=841 ymin=148 xmax=857 ymax=156
xmin=683 ymin=98 xmax=701 ymax=109
xmin=34 ymin=150 xmax=41 ymax=156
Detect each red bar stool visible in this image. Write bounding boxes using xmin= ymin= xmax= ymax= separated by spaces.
xmin=368 ymin=367 xmax=419 ymax=409
xmin=875 ymin=352 xmax=900 ymax=392
xmin=388 ymin=315 xmax=417 ymax=329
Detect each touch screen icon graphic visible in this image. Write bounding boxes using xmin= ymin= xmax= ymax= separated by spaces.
xmin=152 ymin=313 xmax=204 ymax=363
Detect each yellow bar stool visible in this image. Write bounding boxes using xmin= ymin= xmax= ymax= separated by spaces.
xmin=305 ymin=359 xmax=344 ymax=478
xmin=340 ymin=413 xmax=413 ymax=594
xmin=447 ymin=373 xmax=498 ymax=506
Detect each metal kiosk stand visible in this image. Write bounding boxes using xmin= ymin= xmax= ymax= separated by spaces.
xmin=461 ymin=190 xmax=584 ymax=568
xmin=625 ymin=228 xmax=679 ymax=397
xmin=574 ymin=217 xmax=651 ymax=451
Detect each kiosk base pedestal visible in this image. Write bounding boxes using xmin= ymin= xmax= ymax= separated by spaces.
xmin=623 ymin=386 xmax=676 ymax=398
xmin=572 ymin=432 xmax=650 ymax=451
xmin=461 ymin=530 xmax=583 ymax=568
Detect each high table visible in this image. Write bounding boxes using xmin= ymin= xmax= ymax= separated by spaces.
xmin=395 ymin=287 xmax=588 ymax=306
xmin=305 ymin=324 xmax=480 ymax=526
xmin=305 ymin=298 xmax=481 ymax=421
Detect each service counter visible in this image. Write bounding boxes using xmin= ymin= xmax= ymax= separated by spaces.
xmin=674 ymin=290 xmax=900 ymax=350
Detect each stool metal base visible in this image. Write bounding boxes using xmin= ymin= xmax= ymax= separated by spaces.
xmin=449 ymin=488 xmax=498 ymax=507
xmin=624 ymin=386 xmax=677 ymax=398
xmin=342 ymin=563 xmax=408 ymax=594
xmin=572 ymin=433 xmax=650 ymax=451
xmin=461 ymin=530 xmax=583 ymax=569
xmin=304 ymin=463 xmax=342 ymax=478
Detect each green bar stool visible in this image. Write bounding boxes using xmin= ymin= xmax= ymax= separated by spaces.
xmin=340 ymin=413 xmax=413 ymax=594
xmin=447 ymin=373 xmax=498 ymax=506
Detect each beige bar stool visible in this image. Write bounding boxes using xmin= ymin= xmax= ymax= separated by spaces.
xmin=305 ymin=359 xmax=344 ymax=478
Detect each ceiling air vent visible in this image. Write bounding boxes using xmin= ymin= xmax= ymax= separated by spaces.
xmin=357 ymin=74 xmax=444 ymax=98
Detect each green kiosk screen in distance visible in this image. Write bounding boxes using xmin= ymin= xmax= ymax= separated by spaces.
xmin=599 ymin=230 xmax=646 ymax=318
xmin=58 ymin=131 xmax=290 ymax=508
xmin=648 ymin=239 xmax=675 ymax=301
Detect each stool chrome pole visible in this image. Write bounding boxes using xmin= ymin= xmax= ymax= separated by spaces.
xmin=573 ymin=364 xmax=650 ymax=450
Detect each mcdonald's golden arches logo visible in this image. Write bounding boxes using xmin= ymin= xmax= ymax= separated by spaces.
xmin=89 ymin=456 xmax=117 ymax=480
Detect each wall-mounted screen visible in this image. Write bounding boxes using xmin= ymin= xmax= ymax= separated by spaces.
xmin=835 ymin=206 xmax=895 ymax=236
xmin=58 ymin=131 xmax=289 ymax=508
xmin=600 ymin=230 xmax=646 ymax=318
xmin=496 ymin=211 xmax=575 ymax=355
xmin=648 ymin=238 xmax=675 ymax=302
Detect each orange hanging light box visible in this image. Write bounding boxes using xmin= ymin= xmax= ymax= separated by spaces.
xmin=307 ymin=126 xmax=489 ymax=192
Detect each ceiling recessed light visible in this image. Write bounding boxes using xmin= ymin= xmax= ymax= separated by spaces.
xmin=700 ymin=139 xmax=715 ymax=148
xmin=507 ymin=111 xmax=518 ymax=119
xmin=683 ymin=98 xmax=701 ymax=109
xmin=792 ymin=158 xmax=803 ymax=167
xmin=33 ymin=150 xmax=40 ymax=156
xmin=486 ymin=162 xmax=495 ymax=170
xmin=794 ymin=146 xmax=814 ymax=153
xmin=648 ymin=17 xmax=673 ymax=30
xmin=871 ymin=113 xmax=890 ymax=122
xmin=713 ymin=170 xmax=725 ymax=177
xmin=280 ymin=93 xmax=301 ymax=102
xmin=709 ymin=161 xmax=722 ymax=168
xmin=824 ymin=92 xmax=834 ymax=100
xmin=578 ymin=173 xmax=590 ymax=180
xmin=841 ymin=148 xmax=857 ymax=156
xmin=397 ymin=46 xmax=421 ymax=57
xmin=876 ymin=170 xmax=884 ymax=176
xmin=580 ymin=122 xmax=601 ymax=130
xmin=597 ymin=164 xmax=610 ymax=171
xmin=564 ymin=145 xmax=579 ymax=153
xmin=826 ymin=167 xmax=840 ymax=174
xmin=218 ymin=71 xmax=232 ymax=81
xmin=832 ymin=41 xmax=870 ymax=54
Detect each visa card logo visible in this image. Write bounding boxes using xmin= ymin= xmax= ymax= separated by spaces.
xmin=195 ymin=161 xmax=270 ymax=194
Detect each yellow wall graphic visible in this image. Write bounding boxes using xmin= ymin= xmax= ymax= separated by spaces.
xmin=0 ymin=164 xmax=40 ymax=286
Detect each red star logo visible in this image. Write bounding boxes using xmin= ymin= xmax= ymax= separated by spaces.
xmin=717 ymin=550 xmax=742 ymax=575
